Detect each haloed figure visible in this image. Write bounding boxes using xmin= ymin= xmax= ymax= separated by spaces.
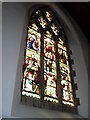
xmin=28 ymin=35 xmax=39 ymax=51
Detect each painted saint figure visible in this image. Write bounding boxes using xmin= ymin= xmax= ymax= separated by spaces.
xmin=27 ymin=35 xmax=39 ymax=51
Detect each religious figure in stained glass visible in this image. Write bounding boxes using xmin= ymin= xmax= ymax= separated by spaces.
xmin=44 ymin=33 xmax=58 ymax=103
xmin=58 ymin=35 xmax=74 ymax=106
xmin=21 ymin=8 xmax=78 ymax=108
xmin=22 ymin=24 xmax=41 ymax=98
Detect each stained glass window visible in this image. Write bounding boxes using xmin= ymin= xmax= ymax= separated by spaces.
xmin=46 ymin=11 xmax=52 ymax=22
xmin=44 ymin=32 xmax=58 ymax=103
xmin=51 ymin=24 xmax=59 ymax=36
xmin=38 ymin=16 xmax=47 ymax=28
xmin=22 ymin=24 xmax=41 ymax=99
xmin=58 ymin=34 xmax=74 ymax=106
xmin=21 ymin=7 xmax=78 ymax=111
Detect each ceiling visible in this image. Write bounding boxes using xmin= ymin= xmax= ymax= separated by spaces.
xmin=56 ymin=3 xmax=90 ymax=42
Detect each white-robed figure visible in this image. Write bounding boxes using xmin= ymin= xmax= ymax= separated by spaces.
xmin=47 ymin=74 xmax=56 ymax=97
xmin=25 ymin=71 xmax=34 ymax=91
xmin=51 ymin=78 xmax=56 ymax=98
xmin=26 ymin=79 xmax=32 ymax=91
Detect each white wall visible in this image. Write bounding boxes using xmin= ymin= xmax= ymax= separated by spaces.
xmin=2 ymin=2 xmax=88 ymax=118
xmin=0 ymin=1 xmax=2 ymax=119
xmin=2 ymin=3 xmax=28 ymax=117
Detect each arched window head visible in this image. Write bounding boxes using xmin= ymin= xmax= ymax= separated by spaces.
xmin=21 ymin=6 xmax=80 ymax=113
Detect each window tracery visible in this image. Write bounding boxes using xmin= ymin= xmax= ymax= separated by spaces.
xmin=21 ymin=6 xmax=79 ymax=113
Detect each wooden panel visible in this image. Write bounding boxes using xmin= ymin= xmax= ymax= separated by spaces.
xmin=71 ymin=59 xmax=74 ymax=64
xmin=69 ymin=106 xmax=77 ymax=114
xmin=74 ymin=83 xmax=78 ymax=90
xmin=21 ymin=95 xmax=33 ymax=106
xmin=69 ymin=50 xmax=72 ymax=55
xmin=44 ymin=101 xmax=50 ymax=109
xmin=21 ymin=95 xmax=26 ymax=105
xmin=75 ymin=97 xmax=80 ymax=106
xmin=33 ymin=98 xmax=40 ymax=107
xmin=73 ymin=70 xmax=76 ymax=77
xmin=62 ymin=104 xmax=69 ymax=112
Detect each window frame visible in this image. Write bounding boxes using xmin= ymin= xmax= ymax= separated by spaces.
xmin=21 ymin=5 xmax=79 ymax=114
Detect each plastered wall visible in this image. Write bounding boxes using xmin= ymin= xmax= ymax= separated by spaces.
xmin=0 ymin=2 xmax=2 ymax=119
xmin=2 ymin=2 xmax=88 ymax=118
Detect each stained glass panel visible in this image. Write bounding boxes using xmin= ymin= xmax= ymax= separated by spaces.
xmin=46 ymin=11 xmax=52 ymax=22
xmin=51 ymin=24 xmax=59 ymax=36
xmin=22 ymin=24 xmax=41 ymax=98
xmin=44 ymin=34 xmax=58 ymax=103
xmin=22 ymin=8 xmax=76 ymax=108
xmin=45 ymin=31 xmax=52 ymax=38
xmin=32 ymin=23 xmax=38 ymax=31
xmin=62 ymin=101 xmax=74 ymax=106
xmin=38 ymin=16 xmax=47 ymax=28
xmin=58 ymin=37 xmax=74 ymax=106
xmin=59 ymin=37 xmax=64 ymax=45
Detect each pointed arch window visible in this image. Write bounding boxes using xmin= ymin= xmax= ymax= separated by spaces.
xmin=21 ymin=7 xmax=80 ymax=113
